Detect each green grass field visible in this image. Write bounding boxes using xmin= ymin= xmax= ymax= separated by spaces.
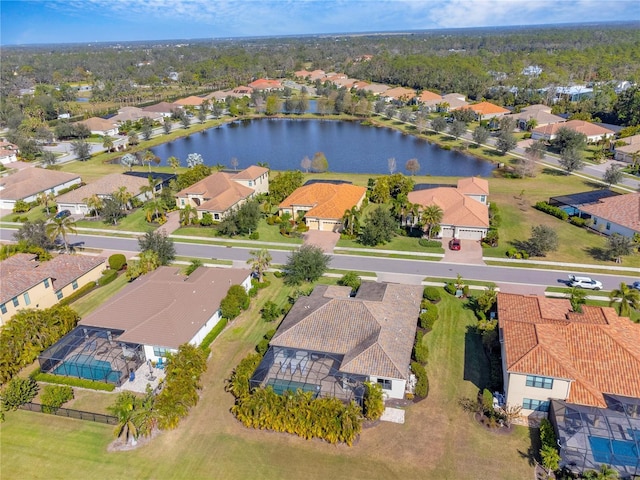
xmin=0 ymin=280 xmax=534 ymax=480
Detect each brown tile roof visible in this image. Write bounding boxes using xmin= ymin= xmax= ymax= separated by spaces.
xmin=173 ymin=96 xmax=205 ymax=106
xmin=77 ymin=117 xmax=117 ymax=132
xmin=408 ymin=185 xmax=489 ymax=228
xmin=579 ymin=193 xmax=640 ymax=233
xmin=279 ymin=183 xmax=366 ymax=221
xmin=79 ymin=266 xmax=251 ymax=348
xmin=457 ymin=177 xmax=490 ymax=195
xmin=361 ymin=84 xmax=389 ymax=94
xmin=1 ymin=253 xmax=105 ymax=304
xmin=532 ymin=120 xmax=615 ymax=138
xmin=56 ymin=173 xmax=149 ymax=204
xmin=230 ymin=165 xmax=269 ymax=181
xmin=110 ymin=107 xmax=163 ymax=123
xmin=141 ymin=102 xmax=179 ymax=113
xmin=383 ymin=87 xmax=416 ymax=101
xmin=271 ymin=283 xmax=423 ymax=379
xmin=0 ymin=167 xmax=80 ymax=201
xmin=498 ymin=293 xmax=640 ymax=407
xmin=175 ymin=171 xmax=255 ymax=213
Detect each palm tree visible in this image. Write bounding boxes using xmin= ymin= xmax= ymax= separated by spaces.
xmin=140 ymin=150 xmax=157 ymax=172
xmin=83 ymin=194 xmax=103 ymax=218
xmin=247 ymin=248 xmax=272 ymax=282
xmin=179 ymin=204 xmax=197 ymax=226
xmin=46 ymin=216 xmax=77 ymax=252
xmin=139 ymin=175 xmax=158 ymax=200
xmin=144 ymin=198 xmax=166 ymax=223
xmin=167 ymin=156 xmax=180 ymax=173
xmin=108 ymin=392 xmax=139 ymax=445
xmin=609 ymin=282 xmax=640 ymax=317
xmin=113 ymin=186 xmax=133 ymax=212
xmin=421 ymin=204 xmax=444 ymax=239
xmin=102 ymin=135 xmax=114 ymax=152
xmin=583 ymin=464 xmax=620 ymax=480
xmin=38 ymin=191 xmax=56 ymax=217
xmin=341 ymin=206 xmax=361 ymax=236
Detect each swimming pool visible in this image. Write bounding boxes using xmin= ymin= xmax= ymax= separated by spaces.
xmin=589 ymin=435 xmax=639 ymax=467
xmin=53 ymin=354 xmax=122 ymax=383
xmin=266 ymin=379 xmax=320 ymax=397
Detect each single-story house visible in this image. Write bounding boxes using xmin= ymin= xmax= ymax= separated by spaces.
xmin=421 ymin=92 xmax=469 ymax=112
xmin=248 ymin=78 xmax=282 ymax=91
xmin=250 ymin=282 xmax=423 ymax=402
xmin=416 ymin=90 xmax=441 ymax=104
xmin=332 ymin=77 xmax=358 ymax=89
xmin=360 ymin=83 xmax=389 ymax=96
xmin=76 ymin=117 xmax=119 ymax=137
xmin=141 ymin=102 xmax=179 ymax=117
xmin=278 ymin=182 xmax=367 ymax=232
xmin=407 ymin=177 xmax=490 ymax=240
xmin=553 ymin=85 xmax=593 ymax=102
xmin=613 ymin=134 xmax=640 ymax=163
xmin=497 ymin=292 xmax=640 ymax=477
xmin=531 ymin=120 xmax=615 ymax=143
xmin=175 ymin=165 xmax=269 ymax=221
xmin=511 ymin=104 xmax=565 ymax=130
xmin=461 ymin=101 xmax=511 ymax=121
xmin=173 ymin=96 xmax=206 ymax=108
xmin=0 ymin=253 xmax=106 ymax=325
xmin=577 ymin=192 xmax=640 ymax=237
xmin=203 ymin=91 xmax=229 ymax=103
xmin=110 ymin=106 xmax=164 ymax=124
xmin=382 ymin=86 xmax=417 ymax=103
xmin=0 ymin=141 xmax=19 ymax=164
xmin=294 ymin=69 xmax=326 ymax=81
xmin=38 ymin=266 xmax=251 ymax=385
xmin=56 ymin=172 xmax=173 ymax=215
xmin=0 ymin=167 xmax=81 ymax=210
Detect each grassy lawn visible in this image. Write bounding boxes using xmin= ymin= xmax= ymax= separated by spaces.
xmin=173 ymin=218 xmax=303 ymax=245
xmin=336 ymin=232 xmax=444 ymax=254
xmin=75 ymin=208 xmax=156 ymax=233
xmin=69 ymin=274 xmax=130 ymax=318
xmin=1 ymin=278 xmax=534 ymax=480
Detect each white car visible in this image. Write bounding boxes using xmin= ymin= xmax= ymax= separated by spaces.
xmin=568 ymin=275 xmax=603 ymax=290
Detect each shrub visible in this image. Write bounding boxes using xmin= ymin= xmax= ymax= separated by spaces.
xmin=482 ymin=388 xmax=494 ymax=415
xmin=30 ymin=370 xmax=115 ymax=391
xmin=98 ymin=269 xmax=118 ymax=286
xmin=220 ymin=284 xmax=250 ymax=320
xmin=0 ymin=377 xmax=39 ymax=411
xmin=418 ymin=239 xmax=441 ymax=248
xmin=249 ymin=231 xmax=259 ymax=240
xmin=272 ymin=270 xmax=283 ymax=278
xmin=413 ymin=331 xmax=429 ymax=363
xmin=423 ymin=286 xmax=441 ymax=302
xmin=40 ymin=385 xmax=74 ymax=413
xmin=411 ymin=362 xmax=429 ymax=398
xmin=199 ymin=318 xmax=228 ymax=354
xmin=256 ymin=338 xmax=270 ymax=355
xmin=200 ymin=212 xmax=214 ymax=226
xmin=570 ymin=216 xmax=587 ymax=227
xmin=12 ymin=199 xmax=31 ymax=213
xmin=57 ymin=183 xmax=83 ymax=195
xmin=108 ymin=253 xmax=127 ymax=271
xmin=363 ymin=382 xmax=385 ymax=420
xmin=419 ymin=303 xmax=438 ymax=329
xmin=59 ymin=282 xmax=97 ymax=306
xmin=261 ymin=301 xmax=281 ymax=322
xmin=337 ymin=271 xmax=361 ymax=293
xmin=534 ymin=201 xmax=568 ymax=221
xmin=445 ymin=282 xmax=457 ymax=295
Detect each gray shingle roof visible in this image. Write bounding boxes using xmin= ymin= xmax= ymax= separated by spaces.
xmin=271 ymin=282 xmax=422 ymax=380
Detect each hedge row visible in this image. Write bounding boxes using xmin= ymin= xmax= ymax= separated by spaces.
xmin=534 ymin=201 xmax=568 ymax=221
xmin=98 ymin=269 xmax=118 ymax=286
xmin=31 ymin=370 xmax=115 ymax=391
xmin=199 ymin=318 xmax=228 ymax=355
xmin=58 ymin=282 xmax=97 ymax=306
xmin=411 ymin=361 xmax=429 ymax=398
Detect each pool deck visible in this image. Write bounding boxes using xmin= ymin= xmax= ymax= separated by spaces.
xmin=116 ymin=363 xmax=165 ymax=394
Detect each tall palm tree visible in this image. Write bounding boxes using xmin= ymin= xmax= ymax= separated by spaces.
xmin=341 ymin=206 xmax=361 ymax=237
xmin=179 ymin=205 xmax=197 ymax=226
xmin=139 ymin=175 xmax=158 ymax=200
xmin=102 ymin=135 xmax=114 ymax=152
xmin=609 ymin=282 xmax=640 ymax=317
xmin=144 ymin=198 xmax=166 ymax=223
xmin=83 ymin=194 xmax=103 ymax=218
xmin=421 ymin=204 xmax=444 ymax=239
xmin=108 ymin=392 xmax=139 ymax=445
xmin=46 ymin=216 xmax=77 ymax=252
xmin=168 ymin=156 xmax=181 ymax=173
xmin=247 ymin=248 xmax=272 ymax=282
xmin=113 ymin=186 xmax=133 ymax=212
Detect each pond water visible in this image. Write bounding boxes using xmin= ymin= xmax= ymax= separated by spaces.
xmin=151 ymin=118 xmax=495 ymax=177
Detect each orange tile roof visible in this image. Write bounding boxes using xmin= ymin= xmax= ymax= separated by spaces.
xmin=498 ymin=293 xmax=640 ymax=407
xmin=578 ymin=193 xmax=640 ymax=233
xmin=248 ymin=78 xmax=282 ymax=89
xmin=279 ymin=183 xmax=366 ymax=221
xmin=418 ymin=90 xmax=441 ymax=102
xmin=383 ymin=87 xmax=416 ymax=100
xmin=174 ymin=96 xmax=205 ymax=106
xmin=532 ymin=120 xmax=614 ymax=138
xmin=463 ymin=101 xmax=510 ymax=116
xmin=231 ymin=165 xmax=268 ymax=181
xmin=457 ymin=177 xmax=489 ymax=195
xmin=407 ymin=186 xmax=489 ymax=228
xmin=175 ymin=172 xmax=254 ymax=213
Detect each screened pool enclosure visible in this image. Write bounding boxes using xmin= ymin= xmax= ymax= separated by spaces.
xmin=39 ymin=326 xmax=144 ymax=386
xmin=550 ymin=396 xmax=640 ymax=477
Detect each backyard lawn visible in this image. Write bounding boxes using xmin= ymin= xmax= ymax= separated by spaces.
xmin=0 ymin=278 xmax=535 ymax=480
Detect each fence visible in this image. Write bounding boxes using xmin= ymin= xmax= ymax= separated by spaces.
xmin=19 ymin=402 xmax=118 ymax=425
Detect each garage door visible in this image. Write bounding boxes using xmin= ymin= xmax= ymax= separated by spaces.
xmin=441 ymin=226 xmax=454 ymax=238
xmin=456 ymin=229 xmax=484 ymax=240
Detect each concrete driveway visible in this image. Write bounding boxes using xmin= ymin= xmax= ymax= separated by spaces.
xmin=442 ymin=238 xmax=485 ymax=265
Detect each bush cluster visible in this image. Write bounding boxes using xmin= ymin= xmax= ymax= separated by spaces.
xmin=418 ymin=239 xmax=441 ymax=248
xmin=505 ymin=248 xmax=530 ymax=260
xmin=59 ymin=282 xmax=97 ymax=306
xmin=411 ymin=361 xmax=429 ymax=398
xmin=255 ymin=329 xmax=276 ymax=355
xmin=56 ymin=183 xmax=84 ymax=196
xmin=40 ymin=385 xmax=74 ymax=413
xmin=108 ymin=254 xmax=127 ymax=271
xmin=363 ymin=382 xmax=385 ymax=420
xmin=260 ymin=301 xmax=282 ymax=322
xmin=30 ymin=370 xmax=115 ymax=391
xmin=569 ymin=216 xmax=587 ymax=227
xmin=220 ymin=284 xmax=250 ymax=320
xmin=199 ymin=318 xmax=229 ymax=355
xmin=419 ymin=303 xmax=439 ymax=330
xmin=534 ymin=201 xmax=568 ymax=221
xmin=445 ymin=282 xmax=457 ymax=295
xmin=0 ymin=377 xmax=39 ymax=415
xmin=98 ymin=269 xmax=118 ymax=286
xmin=422 ymin=286 xmax=441 ymax=302
xmin=413 ymin=331 xmax=429 ymax=364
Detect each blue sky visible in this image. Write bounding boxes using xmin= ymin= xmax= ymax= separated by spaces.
xmin=1 ymin=0 xmax=639 ymax=45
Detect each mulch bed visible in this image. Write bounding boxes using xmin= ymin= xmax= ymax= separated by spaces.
xmin=474 ymin=412 xmax=515 ymax=435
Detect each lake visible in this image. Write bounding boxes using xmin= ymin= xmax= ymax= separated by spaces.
xmin=151 ymin=118 xmax=495 ymax=177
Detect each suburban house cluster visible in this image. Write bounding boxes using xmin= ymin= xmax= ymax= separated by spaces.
xmin=497 ymin=293 xmax=640 ymax=476
xmin=0 ymin=167 xmax=81 ymax=211
xmin=250 ymin=282 xmax=423 ymax=402
xmin=0 ymin=253 xmax=106 ymax=325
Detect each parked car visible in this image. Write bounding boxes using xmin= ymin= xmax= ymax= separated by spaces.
xmin=55 ymin=209 xmax=71 ymax=220
xmin=448 ymin=238 xmax=461 ymax=251
xmin=632 ymin=281 xmax=640 ymax=290
xmin=568 ymin=275 xmax=603 ymax=290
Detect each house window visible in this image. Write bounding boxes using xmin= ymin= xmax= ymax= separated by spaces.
xmin=377 ymin=378 xmax=392 ymax=390
xmin=153 ymin=347 xmax=169 ymax=358
xmin=23 ymin=293 xmax=31 ymax=306
xmin=72 ymin=280 xmax=78 ymax=290
xmin=593 ymin=218 xmax=598 ymax=225
xmin=606 ymin=222 xmax=611 ymax=231
xmin=56 ymin=291 xmax=63 ymax=300
xmin=526 ymin=375 xmax=554 ymax=389
xmin=0 ymin=304 xmax=6 ymax=314
xmin=214 ymin=213 xmax=220 ymax=220
xmin=480 ymin=195 xmax=486 ymax=203
xmin=44 ymin=278 xmax=50 ymax=288
xmin=248 ymin=181 xmax=253 ymax=187
xmin=12 ymin=297 xmax=19 ymax=307
xmin=180 ymin=199 xmax=185 ymax=206
xmin=523 ymin=398 xmax=550 ymax=412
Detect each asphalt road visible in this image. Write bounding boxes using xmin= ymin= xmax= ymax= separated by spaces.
xmin=2 ymin=228 xmax=634 ymax=291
